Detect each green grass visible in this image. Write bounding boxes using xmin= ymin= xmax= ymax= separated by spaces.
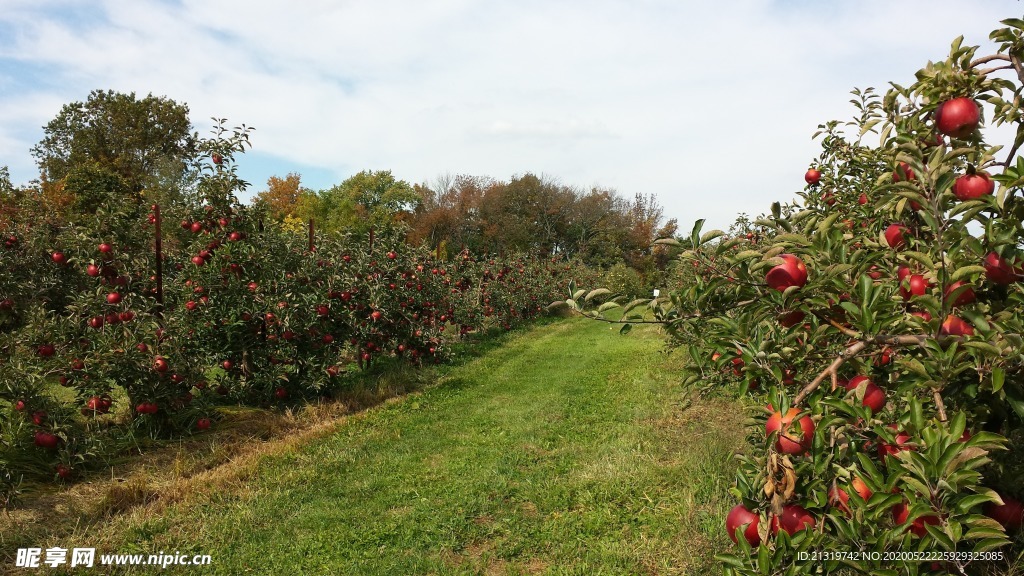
xmin=80 ymin=319 xmax=746 ymax=574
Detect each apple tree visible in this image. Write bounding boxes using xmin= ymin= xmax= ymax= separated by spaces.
xmin=563 ymin=18 xmax=1024 ymax=576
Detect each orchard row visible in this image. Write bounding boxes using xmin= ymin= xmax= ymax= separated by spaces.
xmin=566 ymin=21 xmax=1024 ymax=575
xmin=0 ymin=197 xmax=593 ymax=493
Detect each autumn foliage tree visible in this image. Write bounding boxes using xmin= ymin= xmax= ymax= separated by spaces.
xmin=253 ymin=172 xmax=305 ymax=222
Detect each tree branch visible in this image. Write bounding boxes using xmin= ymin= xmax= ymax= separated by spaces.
xmin=970 ymin=54 xmax=1011 ymax=68
xmin=794 ymin=334 xmax=930 ymax=406
xmin=977 ymin=64 xmax=1015 ymax=76
xmin=932 ymin=388 xmax=948 ymax=422
xmin=1010 ymin=53 xmax=1024 ymax=88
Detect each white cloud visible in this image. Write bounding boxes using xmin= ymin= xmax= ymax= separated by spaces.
xmin=0 ymin=0 xmax=1019 ymax=229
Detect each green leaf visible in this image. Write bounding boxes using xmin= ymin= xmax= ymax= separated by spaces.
xmin=572 ymin=289 xmax=586 ymax=301
xmin=733 ymin=250 xmax=763 ymax=262
xmin=699 ymin=230 xmax=725 ymax=245
xmin=584 ymin=288 xmax=611 ymax=302
xmin=619 ymin=323 xmax=632 ymax=335
xmin=974 ymin=538 xmax=1010 ymax=552
xmin=621 ymin=298 xmax=650 ymax=314
xmin=992 ymin=367 xmax=1005 ymax=393
xmin=963 ymin=341 xmax=1003 ymax=356
xmin=951 ymin=266 xmax=987 ymax=282
xmin=772 ymin=233 xmax=811 ymax=246
xmin=597 ymin=301 xmax=621 ymax=313
xmin=817 ymin=212 xmax=841 ymax=235
xmin=653 ymin=237 xmax=681 ymax=246
xmin=689 ymin=219 xmax=705 ymax=248
xmin=903 ymin=251 xmax=934 ymax=270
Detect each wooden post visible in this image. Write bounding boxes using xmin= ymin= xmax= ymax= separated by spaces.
xmin=153 ymin=204 xmax=164 ymax=320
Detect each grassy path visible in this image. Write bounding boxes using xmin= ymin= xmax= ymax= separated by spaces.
xmin=85 ymin=319 xmax=745 ymax=574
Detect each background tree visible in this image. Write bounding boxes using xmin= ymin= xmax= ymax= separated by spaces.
xmin=253 ymin=170 xmax=305 ymax=222
xmin=305 ymin=170 xmax=420 ymax=235
xmin=30 ymin=89 xmax=197 ymax=207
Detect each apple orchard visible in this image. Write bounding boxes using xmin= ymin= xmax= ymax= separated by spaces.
xmin=566 ymin=18 xmax=1024 ymax=576
xmin=5 ymin=13 xmax=1024 ymax=576
xmin=0 ymin=115 xmax=600 ymax=503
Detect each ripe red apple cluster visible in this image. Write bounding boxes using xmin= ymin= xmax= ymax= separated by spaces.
xmin=702 ymin=87 xmax=1022 ymax=567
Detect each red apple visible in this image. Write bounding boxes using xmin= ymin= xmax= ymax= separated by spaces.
xmin=884 ymin=224 xmax=909 ymax=250
xmin=877 ymin=426 xmax=913 ymax=459
xmin=212 ymin=153 xmax=223 ymax=165
xmin=845 ymin=375 xmax=886 ymax=413
xmin=222 ymin=360 xmax=233 ymax=371
xmin=984 ymin=252 xmax=1018 ymax=285
xmin=56 ymin=464 xmax=71 ymax=479
xmin=805 ymin=169 xmax=821 ymax=185
xmin=900 ymin=274 xmax=930 ymax=301
xmin=985 ymin=495 xmax=1024 ymax=532
xmin=911 ymin=310 xmax=933 ymax=322
xmin=37 ymin=344 xmax=56 ymax=357
xmin=892 ymin=501 xmax=941 ymax=537
xmin=892 ymin=162 xmax=915 ymax=182
xmin=86 ymin=264 xmax=100 ymax=277
xmin=778 ymin=310 xmax=806 ymax=328
xmin=98 ymin=243 xmax=112 ymax=254
xmin=829 ymin=477 xmax=873 ymax=514
xmin=196 ymin=418 xmax=212 ymax=431
xmin=106 ymin=292 xmax=122 ymax=304
xmin=84 ymin=396 xmax=109 ymax=415
xmin=766 ymin=408 xmax=815 ymax=455
xmin=765 ymin=254 xmax=808 ymax=291
xmin=191 ymin=255 xmax=206 ymax=266
xmin=726 ymin=504 xmax=761 ymax=546
xmin=229 ymin=231 xmax=243 ymax=241
xmin=771 ymin=505 xmax=816 ymax=536
xmin=153 ymin=357 xmax=169 ymax=372
xmin=944 ymin=281 xmax=975 ymax=307
xmin=34 ymin=431 xmax=60 ymax=449
xmin=273 ymin=387 xmax=289 ymax=400
xmin=953 ymin=172 xmax=994 ymax=200
xmin=940 ymin=315 xmax=974 ymax=336
xmin=858 ymin=192 xmax=868 ymax=205
xmin=935 ymin=97 xmax=980 ymax=139
xmin=51 ymin=251 xmax=67 ymax=264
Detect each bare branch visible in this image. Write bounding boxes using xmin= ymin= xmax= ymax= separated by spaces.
xmin=970 ymin=54 xmax=1011 ymax=68
xmin=794 ymin=334 xmax=930 ymax=406
xmin=932 ymin=388 xmax=948 ymax=422
xmin=977 ymin=64 xmax=1015 ymax=76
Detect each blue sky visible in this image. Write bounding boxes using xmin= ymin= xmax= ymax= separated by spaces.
xmin=0 ymin=0 xmax=1019 ymax=230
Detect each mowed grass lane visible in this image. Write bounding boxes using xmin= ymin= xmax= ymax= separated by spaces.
xmin=104 ymin=319 xmax=745 ymax=575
